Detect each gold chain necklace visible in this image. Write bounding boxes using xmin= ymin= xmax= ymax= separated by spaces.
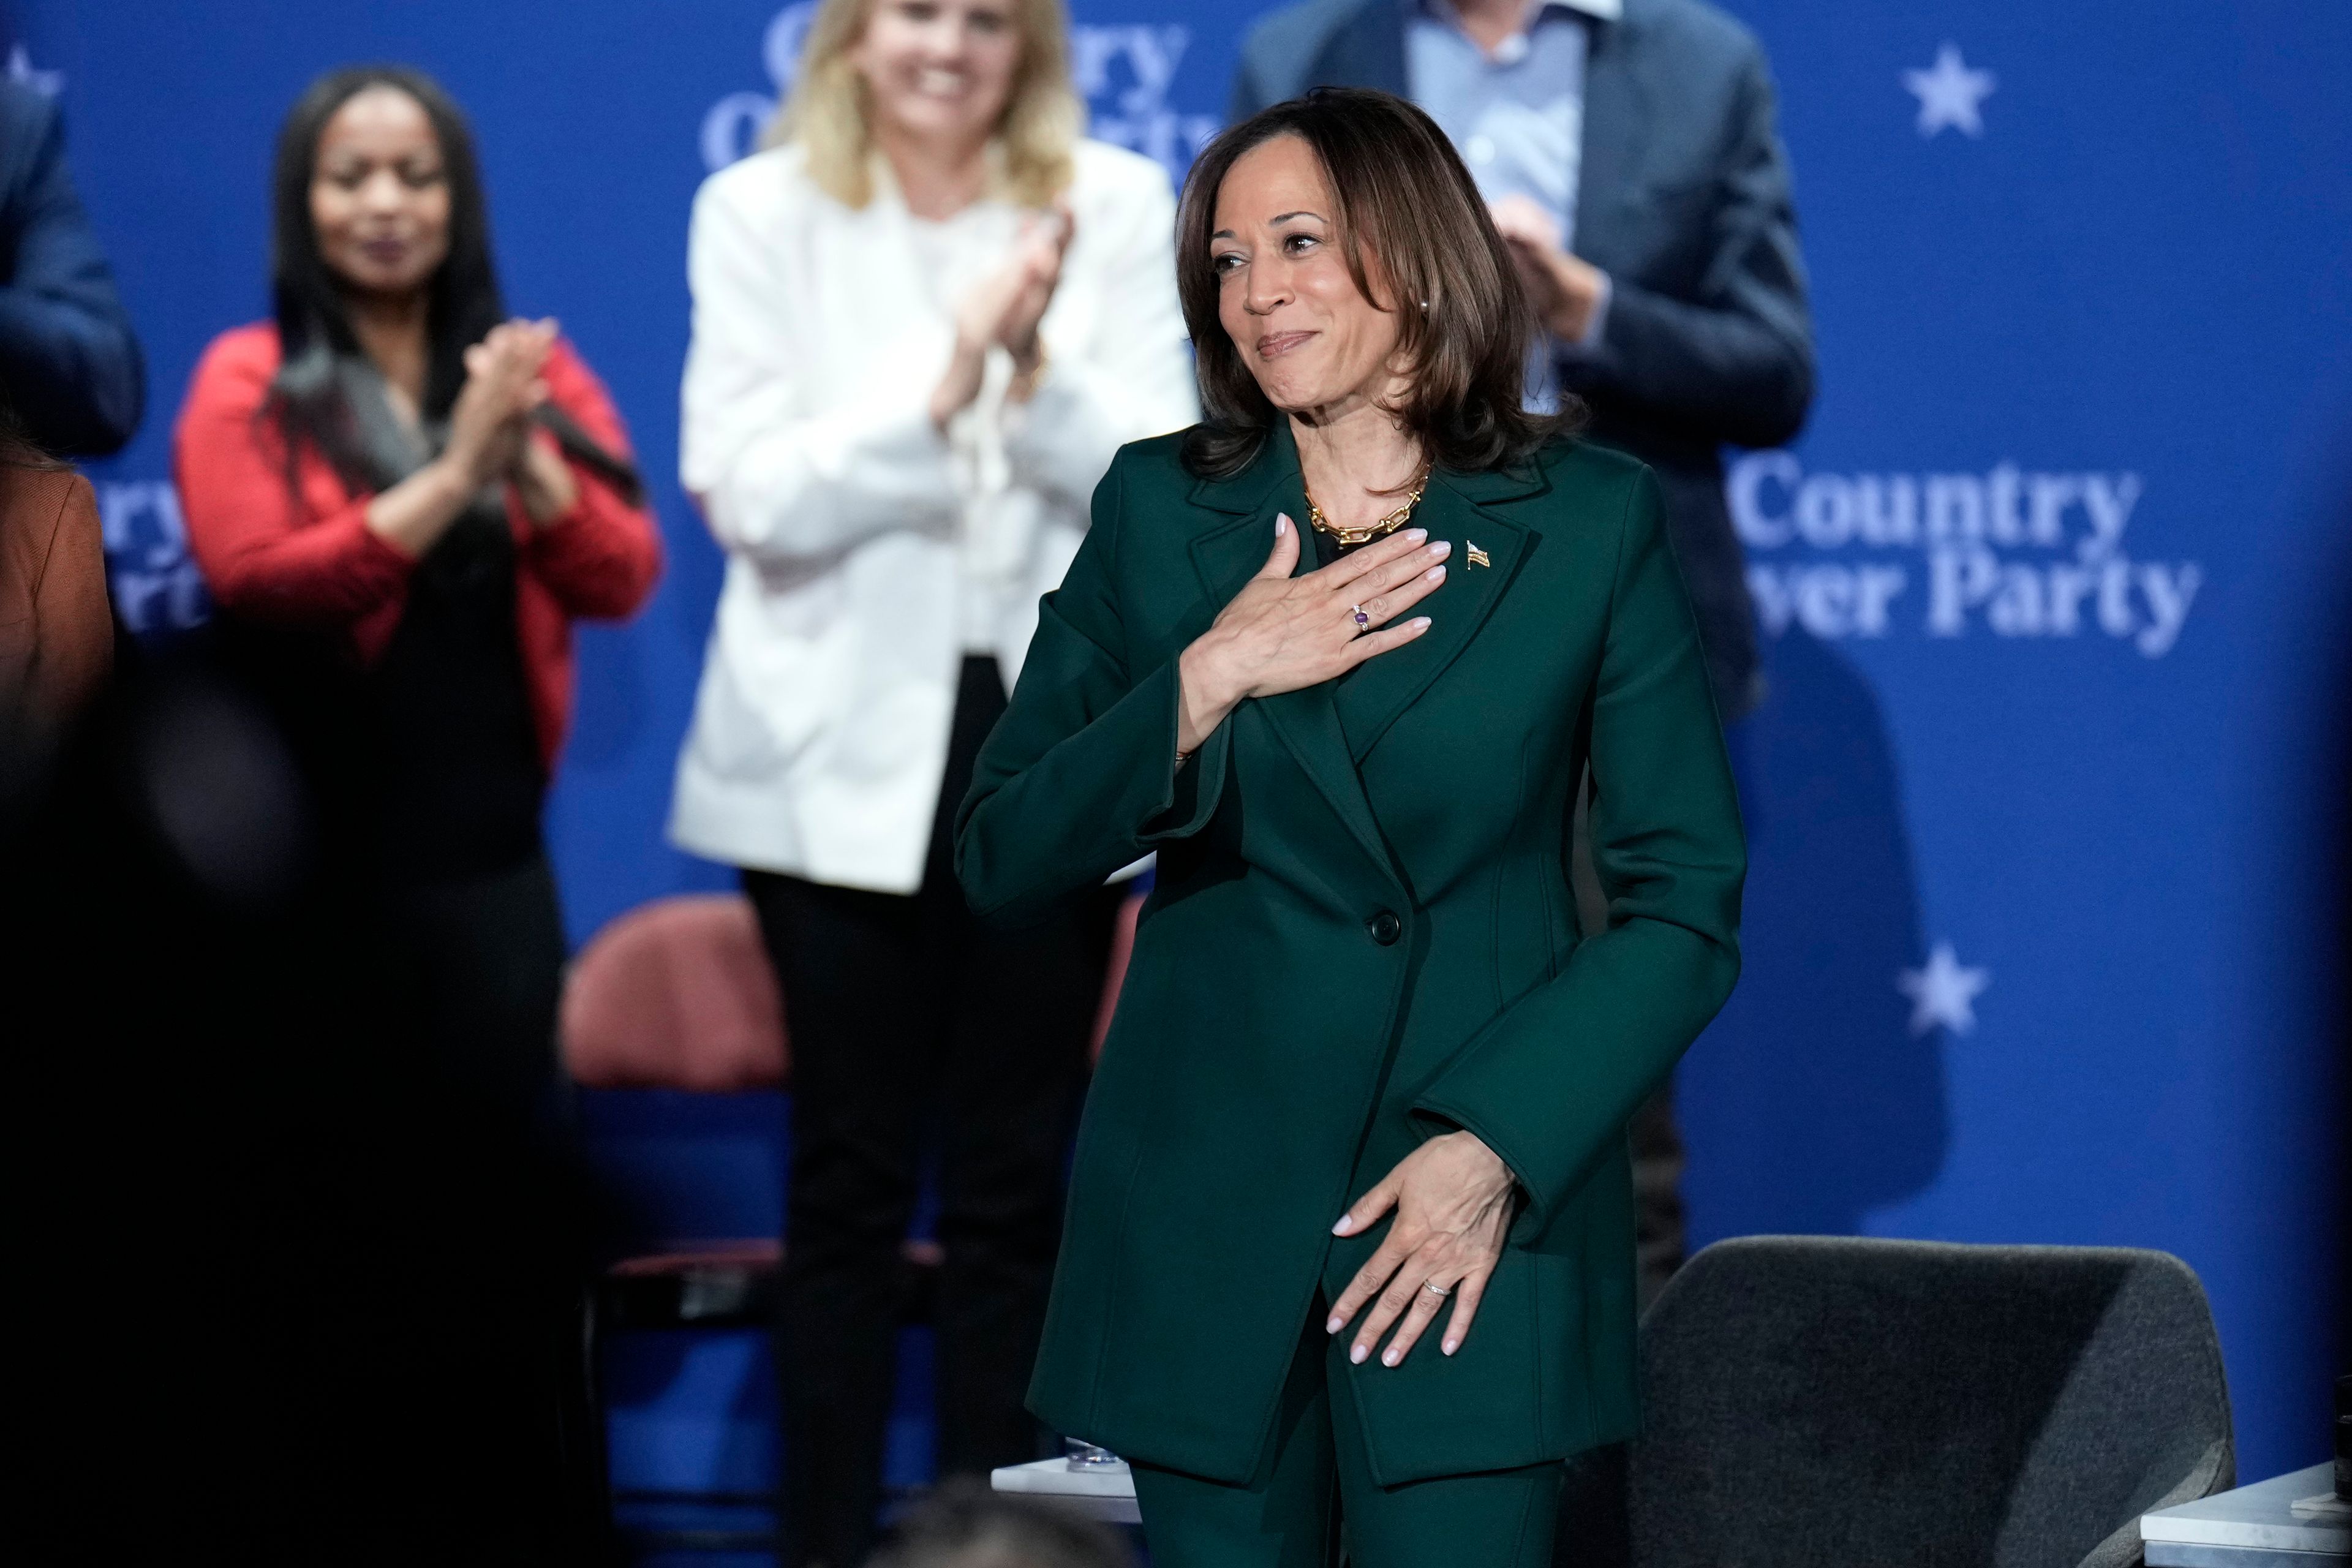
xmin=1304 ymin=472 xmax=1430 ymax=548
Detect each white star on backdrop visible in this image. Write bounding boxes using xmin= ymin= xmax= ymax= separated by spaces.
xmin=1898 ymin=943 xmax=1991 ymax=1036
xmin=1904 ymin=43 xmax=1996 ymax=138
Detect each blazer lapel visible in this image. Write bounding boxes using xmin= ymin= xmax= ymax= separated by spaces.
xmin=1332 ymin=465 xmax=1542 ymax=763
xmin=1310 ymin=0 xmax=1412 ymax=99
xmin=1574 ymin=6 xmax=1646 ymax=270
xmin=1186 ymin=431 xmax=1401 ymax=888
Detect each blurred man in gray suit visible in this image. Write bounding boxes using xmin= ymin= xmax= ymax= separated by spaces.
xmin=1234 ymin=0 xmax=1815 ymax=1302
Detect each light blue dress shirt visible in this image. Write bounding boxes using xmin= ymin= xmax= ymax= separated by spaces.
xmin=1407 ymin=0 xmax=1617 ymax=403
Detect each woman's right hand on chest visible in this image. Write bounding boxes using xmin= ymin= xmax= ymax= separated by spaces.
xmin=1174 ymin=516 xmax=1449 ymax=754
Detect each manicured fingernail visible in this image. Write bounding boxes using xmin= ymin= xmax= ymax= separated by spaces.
xmin=1382 ymin=1348 xmax=1401 ymax=1367
xmin=1442 ymin=1339 xmax=1459 ymax=1355
xmin=1426 ymin=565 xmax=1446 ymax=581
xmin=1405 ymin=527 xmax=1427 ymax=543
xmin=1351 ymin=1344 xmax=1369 ymax=1365
xmin=1332 ymin=1216 xmax=1351 ymax=1235
xmin=1411 ymin=617 xmax=1432 ymax=630
xmin=1428 ymin=540 xmax=1450 ymax=558
xmin=1326 ymin=1315 xmax=1344 ymax=1335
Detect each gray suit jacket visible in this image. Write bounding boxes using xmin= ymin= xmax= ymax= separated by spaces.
xmin=1232 ymin=0 xmax=1813 ymax=719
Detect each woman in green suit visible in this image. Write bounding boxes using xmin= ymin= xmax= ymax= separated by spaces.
xmin=957 ymin=88 xmax=1744 ymax=1566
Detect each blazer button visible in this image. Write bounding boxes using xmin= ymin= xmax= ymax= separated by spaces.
xmin=1367 ymin=910 xmax=1403 ymax=946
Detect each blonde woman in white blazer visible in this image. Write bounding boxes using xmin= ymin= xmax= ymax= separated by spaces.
xmin=668 ymin=0 xmax=1194 ymax=1559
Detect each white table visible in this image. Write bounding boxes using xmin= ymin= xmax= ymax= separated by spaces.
xmin=990 ymin=1457 xmax=1143 ymax=1525
xmin=2143 ymin=1464 xmax=2350 ymax=1566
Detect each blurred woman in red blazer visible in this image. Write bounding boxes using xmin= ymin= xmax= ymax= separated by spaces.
xmin=175 ymin=66 xmax=660 ymax=1106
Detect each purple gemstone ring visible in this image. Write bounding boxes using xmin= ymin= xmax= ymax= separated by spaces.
xmin=1351 ymin=604 xmax=1370 ymax=631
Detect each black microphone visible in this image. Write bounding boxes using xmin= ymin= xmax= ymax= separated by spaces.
xmin=529 ymin=404 xmax=643 ymax=507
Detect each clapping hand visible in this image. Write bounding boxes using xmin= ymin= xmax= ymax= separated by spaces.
xmin=370 ymin=317 xmax=568 ymax=556
xmin=453 ymin=317 xmax=579 ymax=524
xmin=448 ymin=317 xmax=557 ymax=488
xmin=991 ymin=201 xmax=1072 ymax=372
xmin=1488 ymin=195 xmax=1606 ymax=345
xmin=932 ymin=205 xmax=1076 ymax=429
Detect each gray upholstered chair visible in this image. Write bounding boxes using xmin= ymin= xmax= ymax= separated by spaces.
xmin=1560 ymin=1237 xmax=2235 ymax=1568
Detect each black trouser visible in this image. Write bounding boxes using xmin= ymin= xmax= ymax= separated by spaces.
xmin=744 ymin=656 xmax=1120 ymax=1568
xmin=373 ymin=849 xmax=612 ymax=1564
xmin=382 ymin=850 xmax=570 ymax=1119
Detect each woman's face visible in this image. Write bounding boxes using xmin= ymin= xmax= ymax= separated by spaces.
xmin=1210 ymin=134 xmax=1404 ymax=418
xmin=309 ymin=85 xmax=451 ymax=301
xmin=850 ymin=0 xmax=1023 ymax=155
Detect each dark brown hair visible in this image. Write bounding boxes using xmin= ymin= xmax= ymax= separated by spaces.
xmin=1175 ymin=87 xmax=1580 ymax=480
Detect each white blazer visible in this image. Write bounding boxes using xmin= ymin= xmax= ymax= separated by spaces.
xmin=668 ymin=140 xmax=1199 ymax=893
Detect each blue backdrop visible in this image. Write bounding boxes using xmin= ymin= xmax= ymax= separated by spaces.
xmin=14 ymin=0 xmax=2347 ymax=1494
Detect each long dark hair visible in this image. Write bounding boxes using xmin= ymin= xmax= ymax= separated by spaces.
xmin=266 ymin=66 xmax=639 ymax=503
xmin=1175 ymin=88 xmax=1580 ymax=480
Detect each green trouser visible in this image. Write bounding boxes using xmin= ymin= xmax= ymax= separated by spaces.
xmin=1129 ymin=1302 xmax=1561 ymax=1568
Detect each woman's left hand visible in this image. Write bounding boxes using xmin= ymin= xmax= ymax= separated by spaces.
xmin=460 ymin=318 xmax=579 ymax=525
xmin=995 ymin=202 xmax=1073 ymax=373
xmin=932 ymin=205 xmax=1074 ymax=428
xmin=1326 ymin=1129 xmax=1517 ymax=1367
xmin=510 ymin=426 xmax=579 ymax=526
xmin=1488 ymin=195 xmax=1606 ymax=344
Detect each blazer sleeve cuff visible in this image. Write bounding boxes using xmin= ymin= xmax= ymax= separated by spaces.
xmin=216 ymin=508 xmax=417 ymax=619
xmin=959 ymin=655 xmax=1219 ymax=924
xmin=1137 ymin=664 xmax=1230 ymax=844
xmin=1406 ymin=1084 xmax=1534 ymax=1213
xmin=1408 ymin=1076 xmax=1583 ymax=1235
xmin=349 ymin=514 xmax=422 ymax=576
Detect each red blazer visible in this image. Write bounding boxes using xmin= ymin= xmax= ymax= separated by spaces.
xmin=173 ymin=323 xmax=662 ymax=769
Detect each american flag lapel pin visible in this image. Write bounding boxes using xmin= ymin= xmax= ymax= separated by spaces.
xmin=1466 ymin=540 xmax=1491 ymax=568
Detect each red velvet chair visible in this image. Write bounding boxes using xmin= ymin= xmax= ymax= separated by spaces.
xmin=564 ymin=892 xmax=791 ymax=1094
xmin=562 ymin=893 xmax=960 ymax=1328
xmin=564 ymin=893 xmax=792 ymax=1337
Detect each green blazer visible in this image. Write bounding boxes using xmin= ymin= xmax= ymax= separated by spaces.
xmin=957 ymin=421 xmax=1745 ymax=1487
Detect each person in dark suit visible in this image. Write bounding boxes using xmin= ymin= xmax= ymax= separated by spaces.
xmin=0 ymin=78 xmax=144 ymax=456
xmin=958 ymin=90 xmax=1743 ymax=1565
xmin=1232 ymin=0 xmax=1813 ymax=1300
